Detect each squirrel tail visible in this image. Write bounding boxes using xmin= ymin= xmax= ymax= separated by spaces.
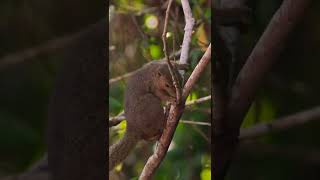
xmin=109 ymin=129 xmax=139 ymax=171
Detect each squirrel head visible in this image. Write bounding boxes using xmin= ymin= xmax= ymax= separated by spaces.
xmin=152 ymin=64 xmax=179 ymax=102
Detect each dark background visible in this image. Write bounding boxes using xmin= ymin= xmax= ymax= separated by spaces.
xmin=0 ymin=0 xmax=104 ymax=177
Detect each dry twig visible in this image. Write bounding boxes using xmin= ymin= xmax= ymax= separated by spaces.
xmin=161 ymin=0 xmax=182 ymax=104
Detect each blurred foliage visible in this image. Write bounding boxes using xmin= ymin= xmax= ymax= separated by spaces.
xmin=222 ymin=0 xmax=320 ymax=179
xmin=109 ymin=0 xmax=211 ymax=179
xmin=0 ymin=0 xmax=104 ymax=177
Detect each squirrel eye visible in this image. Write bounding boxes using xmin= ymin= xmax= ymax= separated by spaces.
xmin=165 ymin=83 xmax=170 ymax=88
xmin=157 ymin=72 xmax=162 ymax=77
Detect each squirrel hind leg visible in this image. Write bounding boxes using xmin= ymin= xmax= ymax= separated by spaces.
xmin=128 ymin=94 xmax=166 ymax=141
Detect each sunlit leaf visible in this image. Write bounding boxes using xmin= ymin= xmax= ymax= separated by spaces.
xmin=149 ymin=44 xmax=162 ymax=59
xmin=201 ymin=154 xmax=211 ymax=168
xmin=186 ymin=92 xmax=198 ymax=102
xmin=242 ymin=97 xmax=276 ymax=128
xmin=117 ymin=120 xmax=127 ymax=138
xmin=166 ymin=32 xmax=173 ymax=38
xmin=195 ymin=23 xmax=209 ymax=51
xmin=200 ymin=168 xmax=211 ymax=180
xmin=115 ymin=163 xmax=123 ymax=172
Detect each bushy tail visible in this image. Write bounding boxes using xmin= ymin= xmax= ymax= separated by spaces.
xmin=109 ymin=130 xmax=139 ymax=171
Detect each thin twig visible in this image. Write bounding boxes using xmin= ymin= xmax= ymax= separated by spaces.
xmin=109 ymin=49 xmax=181 ymax=85
xmin=180 ymin=120 xmax=211 ymax=126
xmin=109 ymin=71 xmax=137 ymax=85
xmin=162 ymin=0 xmax=182 ymax=104
xmin=131 ymin=15 xmax=148 ymax=40
xmin=191 ymin=124 xmax=210 ymax=142
xmin=109 ymin=95 xmax=211 ymax=127
xmin=185 ymin=95 xmax=211 ymax=106
xmin=240 ymin=106 xmax=320 ymax=140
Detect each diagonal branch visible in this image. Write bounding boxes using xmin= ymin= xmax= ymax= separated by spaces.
xmin=213 ymin=0 xmax=312 ymax=179
xmin=139 ymin=44 xmax=211 ymax=179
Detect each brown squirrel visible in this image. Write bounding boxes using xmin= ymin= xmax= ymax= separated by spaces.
xmin=109 ymin=60 xmax=187 ymax=171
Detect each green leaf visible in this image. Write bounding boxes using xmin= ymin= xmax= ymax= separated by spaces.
xmin=242 ymin=97 xmax=276 ymax=128
xmin=201 ymin=168 xmax=211 ymax=180
xmin=109 ymin=96 xmax=122 ymax=113
xmin=149 ymin=44 xmax=162 ymax=59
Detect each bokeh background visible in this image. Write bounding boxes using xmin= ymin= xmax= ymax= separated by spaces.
xmin=224 ymin=0 xmax=320 ymax=180
xmin=109 ymin=0 xmax=211 ymax=179
xmin=0 ymin=0 xmax=104 ymax=178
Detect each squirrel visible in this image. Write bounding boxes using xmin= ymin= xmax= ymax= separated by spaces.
xmin=109 ymin=60 xmax=187 ymax=171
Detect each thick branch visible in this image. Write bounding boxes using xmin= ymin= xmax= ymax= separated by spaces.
xmin=213 ymin=0 xmax=311 ymax=179
xmin=183 ymin=44 xmax=211 ymax=98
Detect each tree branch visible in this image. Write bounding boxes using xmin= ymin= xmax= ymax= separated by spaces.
xmin=213 ymin=0 xmax=312 ymax=179
xmin=139 ymin=44 xmax=211 ymax=179
xmin=162 ymin=0 xmax=182 ymax=103
xmin=240 ymin=106 xmax=320 ymax=140
xmin=180 ymin=120 xmax=211 ymax=127
xmin=185 ymin=95 xmax=211 ymax=106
